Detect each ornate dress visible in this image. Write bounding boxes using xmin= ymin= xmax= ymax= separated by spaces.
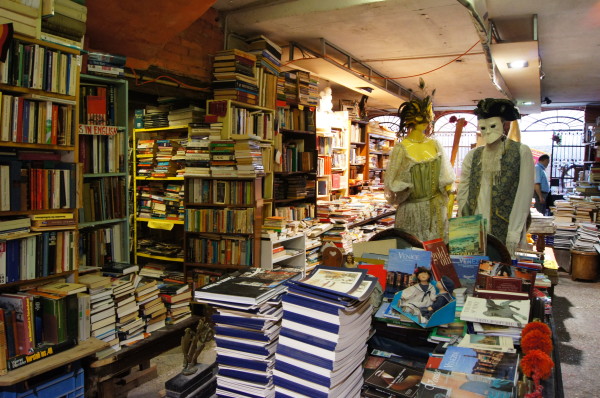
xmin=384 ymin=139 xmax=455 ymax=242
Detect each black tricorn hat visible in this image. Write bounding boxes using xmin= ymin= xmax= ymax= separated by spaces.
xmin=474 ymin=98 xmax=520 ymax=121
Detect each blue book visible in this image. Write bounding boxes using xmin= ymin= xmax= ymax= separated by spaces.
xmin=279 ymin=328 xmax=338 ymax=351
xmin=388 ymin=248 xmax=432 ymax=274
xmin=218 ymin=368 xmax=271 ymax=384
xmin=276 ymin=345 xmax=334 ymax=370
xmin=6 ymin=240 xmax=20 ymax=283
xmin=214 ymin=338 xmax=273 ymax=356
xmin=216 ymin=354 xmax=270 ymax=372
xmin=439 ymin=346 xmax=520 ymax=384
xmin=282 ymin=312 xmax=341 ymax=334
xmin=274 ymin=361 xmax=331 ymax=388
xmin=214 ymin=325 xmax=272 ymax=342
xmin=211 ymin=314 xmax=269 ymax=330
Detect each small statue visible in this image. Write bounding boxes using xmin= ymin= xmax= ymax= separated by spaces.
xmin=181 ymin=318 xmax=214 ymax=375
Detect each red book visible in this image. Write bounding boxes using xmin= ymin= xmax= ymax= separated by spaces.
xmin=159 ymin=289 xmax=192 ymax=304
xmin=51 ymin=104 xmax=59 ymax=144
xmin=358 ymin=263 xmax=387 ymax=290
xmin=0 ymin=294 xmax=34 ymax=356
xmin=423 ymin=238 xmax=461 ymax=288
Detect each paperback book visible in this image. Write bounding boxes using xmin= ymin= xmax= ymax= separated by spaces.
xmin=460 ymin=296 xmax=530 ymax=328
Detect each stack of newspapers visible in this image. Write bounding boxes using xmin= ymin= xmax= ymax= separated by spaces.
xmin=273 ymin=266 xmax=378 ymax=397
xmin=194 ymin=267 xmax=302 ymax=398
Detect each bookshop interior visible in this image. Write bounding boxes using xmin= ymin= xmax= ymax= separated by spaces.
xmin=2 ymin=0 xmax=600 ymax=397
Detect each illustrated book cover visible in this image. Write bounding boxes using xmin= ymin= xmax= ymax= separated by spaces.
xmin=460 ymin=296 xmax=530 ymax=328
xmin=423 ymin=238 xmax=461 ymax=288
xmin=363 ymin=359 xmax=423 ymax=398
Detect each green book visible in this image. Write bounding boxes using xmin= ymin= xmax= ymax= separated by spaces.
xmin=40 ymin=295 xmax=67 ymax=345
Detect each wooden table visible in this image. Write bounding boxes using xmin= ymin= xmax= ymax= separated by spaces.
xmin=85 ymin=315 xmax=201 ymax=398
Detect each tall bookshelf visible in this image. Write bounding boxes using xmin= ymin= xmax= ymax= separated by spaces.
xmin=349 ymin=120 xmax=369 ymax=193
xmin=78 ymin=74 xmax=129 ymax=268
xmin=0 ymin=34 xmax=81 ymax=286
xmin=367 ymin=123 xmax=396 ymax=190
xmin=183 ymin=176 xmax=263 ymax=281
xmin=132 ymin=125 xmax=188 ymax=272
xmin=273 ymin=103 xmax=317 ymax=222
xmin=316 ymin=110 xmax=350 ymax=200
xmin=0 ymin=34 xmax=110 ymax=378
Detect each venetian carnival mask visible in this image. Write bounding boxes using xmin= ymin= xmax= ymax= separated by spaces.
xmin=478 ymin=116 xmax=504 ymax=145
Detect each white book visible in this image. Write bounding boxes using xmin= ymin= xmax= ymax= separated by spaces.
xmin=460 ymin=296 xmax=530 ymax=328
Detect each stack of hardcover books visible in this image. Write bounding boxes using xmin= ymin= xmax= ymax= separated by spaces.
xmin=159 ymin=284 xmax=192 ymax=325
xmin=212 ymin=49 xmax=259 ymax=105
xmin=87 ymin=277 xmax=118 ymax=358
xmin=273 ymin=266 xmax=377 ymax=397
xmin=194 ymin=268 xmax=302 ymax=397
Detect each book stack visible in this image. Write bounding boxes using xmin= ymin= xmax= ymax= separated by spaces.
xmin=85 ymin=52 xmax=125 ymax=78
xmin=152 ymin=139 xmax=185 ymax=178
xmin=282 ymin=71 xmax=299 ymax=103
xmin=552 ymin=199 xmax=575 ymax=223
xmin=246 ymin=35 xmax=282 ymax=109
xmin=571 ymin=223 xmax=600 ymax=252
xmin=194 ymin=268 xmax=302 ymax=398
xmin=321 ymin=224 xmax=353 ymax=254
xmin=143 ymin=105 xmax=170 ymax=129
xmin=136 ymin=139 xmax=157 ymax=177
xmin=135 ymin=279 xmax=166 ymax=333
xmin=261 ymin=216 xmax=287 ymax=238
xmin=111 ymin=275 xmax=144 ymax=347
xmin=285 ymin=174 xmax=307 ymax=199
xmin=41 ymin=0 xmax=87 ymax=46
xmin=137 ymin=239 xmax=184 ymax=260
xmin=168 ymin=105 xmax=205 ymax=127
xmin=233 ymin=138 xmax=265 ymax=177
xmin=137 ymin=182 xmax=185 ymax=221
xmin=87 ymin=279 xmax=119 ymax=358
xmin=184 ymin=135 xmax=211 ymax=177
xmin=159 ymin=283 xmax=192 ymax=325
xmin=573 ymin=200 xmax=599 ymax=223
xmin=209 ymin=140 xmax=237 ymax=177
xmin=273 ymin=266 xmax=377 ymax=397
xmin=212 ymin=49 xmax=259 ymax=105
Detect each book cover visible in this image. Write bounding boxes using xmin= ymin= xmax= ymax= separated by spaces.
xmin=293 ymin=265 xmax=366 ymax=295
xmin=419 ymin=367 xmax=516 ymax=398
xmin=363 ymin=359 xmax=423 ymax=397
xmin=450 ymin=255 xmax=489 ymax=292
xmin=37 ymin=282 xmax=87 ymax=295
xmin=388 ymin=248 xmax=431 ymax=275
xmin=460 ymin=296 xmax=530 ymax=328
xmin=457 ymin=334 xmax=516 ymax=353
xmin=448 ymin=215 xmax=486 ymax=255
xmin=423 ymin=238 xmax=461 ymax=288
xmin=439 ymin=346 xmax=520 ymax=384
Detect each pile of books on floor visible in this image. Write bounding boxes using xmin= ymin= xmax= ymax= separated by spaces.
xmin=194 ymin=267 xmax=303 ymax=397
xmin=552 ymin=199 xmax=575 ymax=223
xmin=212 ymin=49 xmax=259 ymax=105
xmin=552 ymin=222 xmax=578 ymax=249
xmin=274 ymin=266 xmax=377 ymax=397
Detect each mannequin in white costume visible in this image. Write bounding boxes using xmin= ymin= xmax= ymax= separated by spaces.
xmin=457 ymin=98 xmax=534 ymax=256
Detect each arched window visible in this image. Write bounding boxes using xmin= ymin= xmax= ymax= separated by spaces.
xmin=369 ymin=115 xmax=400 ymax=133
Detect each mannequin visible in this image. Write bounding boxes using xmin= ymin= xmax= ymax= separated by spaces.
xmin=457 ymin=98 xmax=534 ymax=256
xmin=384 ymin=95 xmax=455 ymax=242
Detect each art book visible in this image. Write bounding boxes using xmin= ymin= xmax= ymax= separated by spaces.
xmin=439 ymin=346 xmax=520 ymax=384
xmin=450 ymin=255 xmax=489 ymax=293
xmin=460 ymin=296 xmax=530 ymax=328
xmin=475 ymin=261 xmax=537 ymax=297
xmin=448 ymin=215 xmax=487 ymax=256
xmin=423 ymin=238 xmax=461 ymax=288
xmin=388 ymin=248 xmax=431 ymax=275
xmin=363 ymin=359 xmax=423 ymax=398
xmin=418 ymin=367 xmax=515 ymax=398
xmin=457 ymin=333 xmax=516 ymax=353
xmin=288 ymin=266 xmax=377 ymax=302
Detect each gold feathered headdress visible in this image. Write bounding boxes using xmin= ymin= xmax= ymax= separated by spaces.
xmin=398 ymin=78 xmax=435 ymax=135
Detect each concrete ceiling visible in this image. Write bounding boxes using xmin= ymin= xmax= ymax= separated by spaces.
xmin=212 ymin=0 xmax=600 ymax=115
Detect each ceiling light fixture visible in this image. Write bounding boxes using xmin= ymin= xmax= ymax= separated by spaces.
xmin=521 ymin=101 xmax=534 ymax=106
xmin=507 ymin=60 xmax=529 ymax=69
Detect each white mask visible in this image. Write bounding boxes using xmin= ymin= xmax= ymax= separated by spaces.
xmin=478 ymin=116 xmax=504 ymax=145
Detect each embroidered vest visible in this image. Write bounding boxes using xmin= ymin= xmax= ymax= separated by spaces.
xmin=462 ymin=139 xmax=521 ymax=243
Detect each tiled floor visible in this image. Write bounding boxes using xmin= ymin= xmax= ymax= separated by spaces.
xmin=125 ymin=270 xmax=598 ymax=397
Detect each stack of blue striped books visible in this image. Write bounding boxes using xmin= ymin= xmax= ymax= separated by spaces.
xmin=273 ymin=266 xmax=378 ymax=397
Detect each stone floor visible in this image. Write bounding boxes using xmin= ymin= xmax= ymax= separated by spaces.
xmin=553 ymin=270 xmax=600 ymax=398
xmin=124 ymin=270 xmax=599 ymax=397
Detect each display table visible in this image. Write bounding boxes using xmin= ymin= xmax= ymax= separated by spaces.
xmin=84 ymin=315 xmax=200 ymax=398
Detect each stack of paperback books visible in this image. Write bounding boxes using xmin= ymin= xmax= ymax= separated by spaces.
xmin=159 ymin=284 xmax=192 ymax=325
xmin=233 ymin=138 xmax=265 ymax=177
xmin=194 ymin=268 xmax=302 ymax=397
xmin=273 ymin=266 xmax=378 ymax=397
xmin=110 ymin=275 xmax=144 ymax=347
xmin=184 ymin=135 xmax=211 ymax=177
xmin=85 ymin=276 xmax=118 ymax=358
xmin=209 ymin=140 xmax=237 ymax=177
xmin=134 ymin=278 xmax=166 ymax=333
